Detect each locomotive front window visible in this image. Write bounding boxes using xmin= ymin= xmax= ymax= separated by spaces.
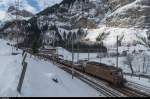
xmin=114 ymin=72 xmax=118 ymax=75
xmin=113 ymin=72 xmax=119 ymax=76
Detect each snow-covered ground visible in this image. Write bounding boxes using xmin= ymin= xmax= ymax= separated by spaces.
xmin=57 ymin=46 xmax=150 ymax=88
xmin=0 ymin=39 xmax=101 ymax=97
xmin=125 ymin=75 xmax=150 ymax=88
xmin=0 ymin=40 xmax=22 ymax=97
xmin=22 ymin=56 xmax=100 ymax=97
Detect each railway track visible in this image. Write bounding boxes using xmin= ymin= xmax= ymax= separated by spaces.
xmin=59 ymin=65 xmax=125 ymax=97
xmin=77 ymin=74 xmax=120 ymax=97
xmin=49 ymin=60 xmax=126 ymax=97
xmin=30 ymin=53 xmax=150 ymax=97
xmin=86 ymin=72 xmax=150 ymax=97
xmin=52 ymin=60 xmax=150 ymax=97
xmin=112 ymin=86 xmax=148 ymax=97
xmin=125 ymin=81 xmax=150 ymax=96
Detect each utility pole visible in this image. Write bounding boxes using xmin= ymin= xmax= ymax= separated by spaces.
xmin=143 ymin=56 xmax=146 ymax=73
xmin=72 ymin=34 xmax=74 ymax=79
xmin=41 ymin=0 xmax=48 ymax=48
xmin=99 ymin=44 xmax=101 ymax=63
xmin=52 ymin=32 xmax=55 ymax=63
xmin=77 ymin=33 xmax=79 ymax=62
xmin=86 ymin=2 xmax=90 ymax=62
xmin=77 ymin=1 xmax=84 ymax=62
xmin=52 ymin=7 xmax=57 ymax=63
xmin=88 ymin=47 xmax=90 ymax=62
xmin=15 ymin=0 xmax=20 ymax=51
xmin=116 ymin=36 xmax=119 ymax=68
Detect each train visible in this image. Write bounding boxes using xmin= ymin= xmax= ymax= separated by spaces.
xmin=36 ymin=53 xmax=125 ymax=86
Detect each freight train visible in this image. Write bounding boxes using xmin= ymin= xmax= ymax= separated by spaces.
xmin=37 ymin=53 xmax=125 ymax=86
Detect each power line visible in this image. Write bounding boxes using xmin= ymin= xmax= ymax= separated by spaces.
xmin=15 ymin=0 xmax=20 ymax=50
xmin=116 ymin=36 xmax=119 ymax=68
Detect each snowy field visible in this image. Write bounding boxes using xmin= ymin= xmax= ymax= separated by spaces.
xmin=22 ymin=56 xmax=100 ymax=97
xmin=0 ymin=40 xmax=22 ymax=96
xmin=125 ymin=75 xmax=150 ymax=87
xmin=57 ymin=46 xmax=150 ymax=88
xmin=86 ymin=25 xmax=148 ymax=47
xmin=0 ymin=39 xmax=100 ymax=97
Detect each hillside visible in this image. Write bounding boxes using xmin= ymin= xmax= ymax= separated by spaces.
xmin=0 ymin=0 xmax=150 ymax=48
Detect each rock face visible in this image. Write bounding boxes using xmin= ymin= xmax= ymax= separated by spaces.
xmin=105 ymin=0 xmax=150 ymax=28
xmin=0 ymin=5 xmax=34 ymax=43
xmin=7 ymin=6 xmax=33 ymax=17
xmin=107 ymin=0 xmax=136 ymax=11
xmin=29 ymin=0 xmax=150 ymax=30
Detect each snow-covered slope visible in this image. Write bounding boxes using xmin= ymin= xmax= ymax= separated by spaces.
xmin=30 ymin=0 xmax=150 ymax=48
xmin=22 ymin=56 xmax=100 ymax=97
xmin=0 ymin=39 xmax=22 ymax=96
xmin=0 ymin=39 xmax=100 ymax=97
xmin=105 ymin=0 xmax=150 ymax=28
xmin=86 ymin=25 xmax=148 ymax=47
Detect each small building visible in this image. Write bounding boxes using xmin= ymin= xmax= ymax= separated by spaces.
xmin=39 ymin=45 xmax=57 ymax=54
xmin=139 ymin=50 xmax=144 ymax=53
xmin=122 ymin=51 xmax=128 ymax=56
xmin=97 ymin=53 xmax=107 ymax=58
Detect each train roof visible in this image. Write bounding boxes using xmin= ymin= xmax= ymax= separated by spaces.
xmin=87 ymin=61 xmax=122 ymax=71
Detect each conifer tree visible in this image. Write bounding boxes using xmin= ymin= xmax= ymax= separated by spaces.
xmin=32 ymin=40 xmax=40 ymax=54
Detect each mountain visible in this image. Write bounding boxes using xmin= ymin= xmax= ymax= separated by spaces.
xmin=0 ymin=5 xmax=34 ymax=43
xmin=0 ymin=5 xmax=34 ymax=30
xmin=0 ymin=0 xmax=150 ymax=49
xmin=7 ymin=6 xmax=33 ymax=18
xmin=105 ymin=0 xmax=150 ymax=28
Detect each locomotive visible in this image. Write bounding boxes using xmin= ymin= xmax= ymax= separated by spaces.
xmin=54 ymin=58 xmax=124 ymax=86
xmin=84 ymin=61 xmax=124 ymax=86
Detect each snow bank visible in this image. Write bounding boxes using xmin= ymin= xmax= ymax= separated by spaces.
xmin=0 ymin=39 xmax=22 ymax=97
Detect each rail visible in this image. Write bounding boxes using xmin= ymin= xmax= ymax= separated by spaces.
xmin=58 ymin=65 xmax=125 ymax=97
xmin=125 ymin=81 xmax=150 ymax=96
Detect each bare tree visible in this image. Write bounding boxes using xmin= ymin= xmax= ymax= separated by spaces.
xmin=118 ymin=35 xmax=124 ymax=46
xmin=96 ymin=32 xmax=110 ymax=44
xmin=136 ymin=30 xmax=150 ymax=47
xmin=123 ymin=54 xmax=134 ymax=74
